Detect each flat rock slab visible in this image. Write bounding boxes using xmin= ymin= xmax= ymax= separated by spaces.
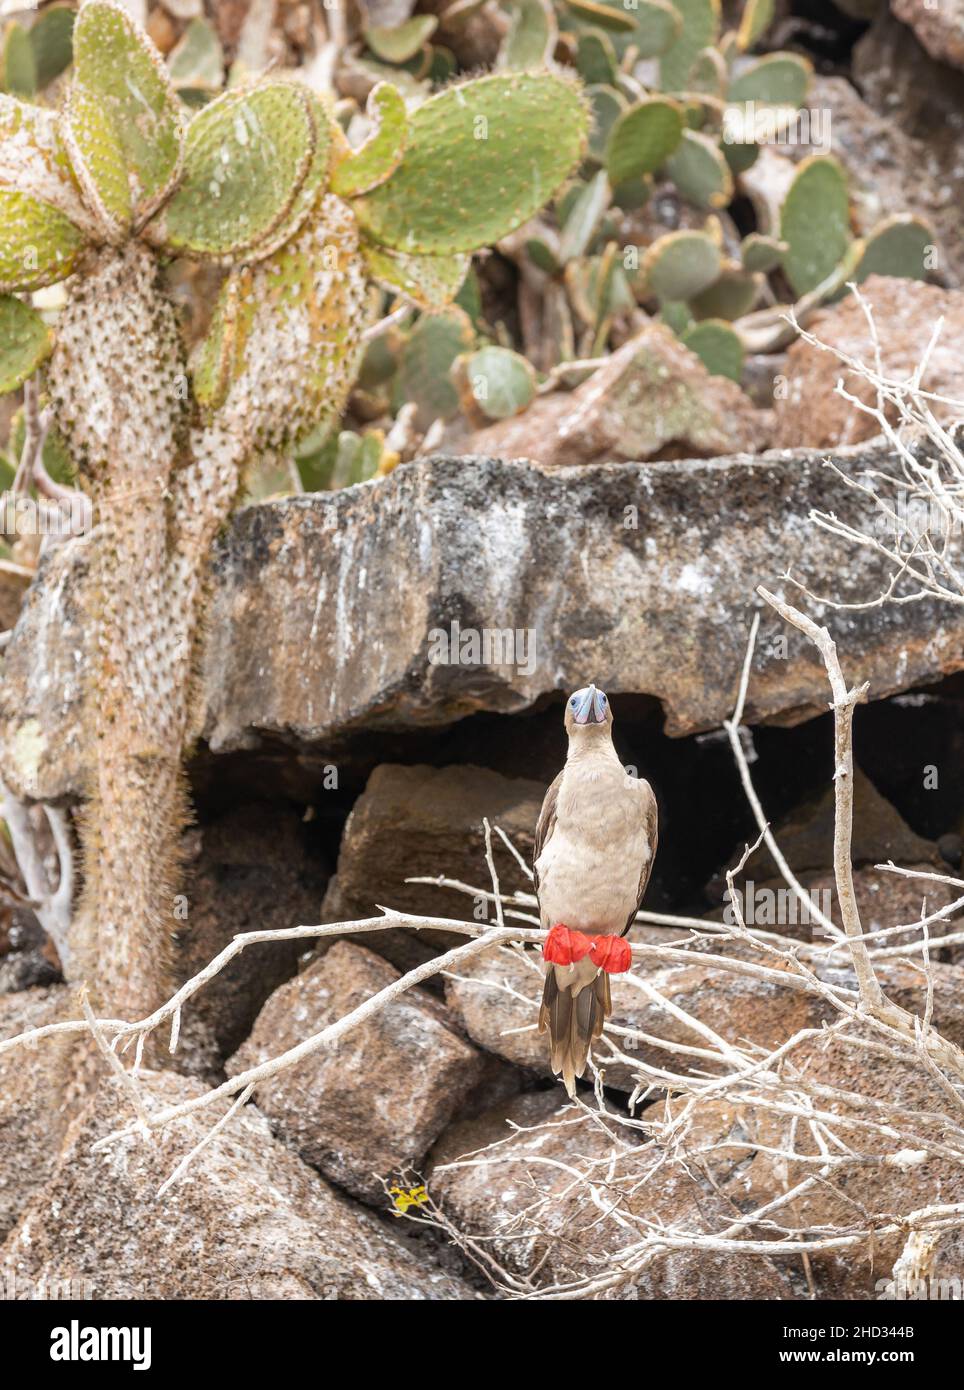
xmin=2 ymin=447 xmax=962 ymax=801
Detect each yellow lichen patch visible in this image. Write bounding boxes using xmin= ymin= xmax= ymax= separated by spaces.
xmin=10 ymin=717 xmax=46 ymax=796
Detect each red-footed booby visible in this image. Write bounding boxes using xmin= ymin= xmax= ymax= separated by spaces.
xmin=534 ymin=685 xmax=658 ymax=1096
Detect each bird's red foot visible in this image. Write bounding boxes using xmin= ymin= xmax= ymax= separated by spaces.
xmin=543 ymin=924 xmax=592 ymax=965
xmin=588 ymin=934 xmax=632 ymax=973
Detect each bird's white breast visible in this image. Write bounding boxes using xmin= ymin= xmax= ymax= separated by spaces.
xmin=535 ymin=760 xmax=653 ymax=934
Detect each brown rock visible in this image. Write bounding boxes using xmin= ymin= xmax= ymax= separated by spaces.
xmin=1 ymin=1070 xmax=477 ymax=1300
xmin=427 ymin=1089 xmax=793 ymax=1298
xmin=448 ymin=327 xmax=768 ymax=465
xmin=441 ymin=946 xmax=964 ymax=1297
xmin=320 ymin=763 xmax=544 ymax=971
xmin=712 ymin=863 xmax=962 ymax=952
xmin=0 ymin=569 xmax=29 ymax=634
xmin=228 ymin=940 xmax=490 ymax=1202
xmin=678 ymin=1032 xmax=964 ymax=1298
xmin=714 ymin=766 xmax=937 ymax=894
xmin=445 ymin=932 xmax=964 ymax=1091
xmin=891 ymin=0 xmax=964 ymax=72
xmin=773 ymin=277 xmax=964 ymax=449
xmin=0 ymin=908 xmax=60 ymax=994
xmin=175 ymin=802 xmax=329 ymax=1058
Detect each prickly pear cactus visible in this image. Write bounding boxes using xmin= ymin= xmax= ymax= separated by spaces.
xmin=0 ymin=0 xmax=588 ymax=1018
xmin=355 ymin=72 xmax=588 ymax=253
xmin=496 ymin=0 xmax=937 ymax=374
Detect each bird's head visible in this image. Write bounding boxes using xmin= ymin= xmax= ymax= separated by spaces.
xmin=564 ymin=684 xmax=613 ymax=738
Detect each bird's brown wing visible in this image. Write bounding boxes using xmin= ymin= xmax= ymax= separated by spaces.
xmin=622 ymin=780 xmax=659 ymax=935
xmin=531 ymin=770 xmax=563 ymax=899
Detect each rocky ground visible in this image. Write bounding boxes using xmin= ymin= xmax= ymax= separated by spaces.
xmin=2 ymin=0 xmax=964 ymax=1302
xmin=1 ymin=427 xmax=962 ymax=1297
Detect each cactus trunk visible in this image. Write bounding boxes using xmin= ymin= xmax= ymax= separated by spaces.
xmin=46 ymin=244 xmax=246 ymax=1017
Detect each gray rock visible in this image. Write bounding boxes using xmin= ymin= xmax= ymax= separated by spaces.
xmin=854 ymin=10 xmax=964 ymax=283
xmin=2 ymin=449 xmax=963 ymax=804
xmin=1 ymin=1068 xmax=478 ymax=1300
xmin=779 ymin=75 xmax=963 ymax=285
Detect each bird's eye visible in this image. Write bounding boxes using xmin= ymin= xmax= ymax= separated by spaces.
xmin=599 ymin=694 xmax=607 ymax=705
xmin=570 ymin=696 xmax=578 ymax=707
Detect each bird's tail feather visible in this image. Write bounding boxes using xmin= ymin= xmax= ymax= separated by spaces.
xmin=538 ymin=964 xmax=611 ymax=1097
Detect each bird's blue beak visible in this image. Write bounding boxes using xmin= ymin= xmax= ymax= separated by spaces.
xmin=572 ymin=684 xmax=607 ymax=725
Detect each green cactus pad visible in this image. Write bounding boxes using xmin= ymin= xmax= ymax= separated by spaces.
xmin=659 ymin=0 xmax=720 ymax=93
xmin=168 ymin=17 xmax=224 ymax=93
xmin=214 ymin=195 xmax=373 ymax=452
xmin=0 ymin=95 xmax=98 ymax=238
xmin=354 ymin=72 xmax=589 ymax=255
xmin=642 ymin=229 xmax=721 ymax=301
xmin=62 ymin=0 xmax=183 ymax=236
xmin=576 ymin=31 xmax=618 ymax=86
xmin=399 ymin=307 xmax=474 ymax=428
xmin=2 ymin=22 xmax=37 ymax=97
xmin=659 ymin=299 xmax=693 ymax=336
xmin=682 ymin=317 xmax=743 ymax=381
xmin=664 ymin=129 xmax=732 ymax=209
xmin=855 ymin=215 xmax=933 ymax=283
xmin=722 ymin=136 xmax=758 ymax=175
xmin=559 ymin=169 xmax=609 ymax=262
xmin=728 ymin=53 xmax=811 ymax=107
xmin=191 ymin=272 xmax=241 ymax=410
xmin=741 ymin=232 xmax=787 ymax=273
xmin=0 ymin=293 xmax=54 ymax=393
xmin=329 ymin=429 xmax=385 ymax=489
xmin=331 ymin=82 xmax=407 ymax=198
xmin=366 ymin=15 xmax=438 ymax=63
xmin=610 ymin=173 xmax=653 ymax=210
xmin=605 ymin=97 xmax=684 ymax=185
xmin=361 ymin=240 xmax=470 ymax=309
xmin=153 ymin=82 xmax=316 ymax=261
xmin=631 ymin=0 xmax=684 ymax=59
xmin=499 ymin=0 xmax=556 ymax=69
xmin=526 ymin=237 xmax=560 ymax=274
xmin=564 ymin=0 xmax=637 ymax=32
xmin=0 ymin=188 xmax=86 ymax=292
xmin=587 ymin=84 xmax=626 ymax=162
xmin=689 ymin=267 xmax=760 ymax=319
xmin=689 ymin=47 xmax=728 ymax=98
xmin=29 ymin=5 xmax=76 ymax=89
xmin=780 ymin=154 xmax=850 ymax=296
xmin=736 ymin=0 xmax=775 ymax=49
xmin=250 ymin=89 xmax=333 ymax=260
xmin=461 ymin=344 xmax=535 ymax=420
